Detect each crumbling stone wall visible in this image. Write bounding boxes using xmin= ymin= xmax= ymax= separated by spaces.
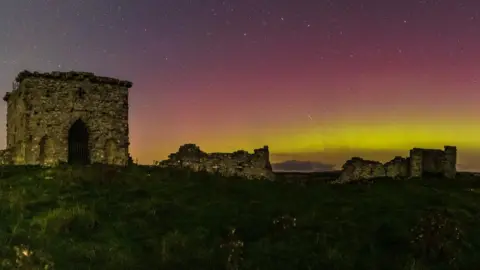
xmin=2 ymin=70 xmax=132 ymax=166
xmin=156 ymin=144 xmax=275 ymax=180
xmin=336 ymin=157 xmax=386 ymax=183
xmin=422 ymin=149 xmax=445 ymax=173
xmin=384 ymin=156 xmax=410 ymax=178
xmin=0 ymin=148 xmax=14 ymax=165
xmin=409 ymin=148 xmax=423 ymax=178
xmin=335 ymin=146 xmax=457 ymax=183
xmin=443 ymin=146 xmax=457 ymax=179
xmin=409 ymin=146 xmax=457 ymax=178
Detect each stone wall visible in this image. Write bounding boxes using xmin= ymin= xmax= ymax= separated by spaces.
xmin=444 ymin=146 xmax=457 ymax=179
xmin=421 ymin=149 xmax=445 ymax=173
xmin=2 ymin=70 xmax=132 ymax=166
xmin=409 ymin=148 xmax=423 ymax=178
xmin=409 ymin=146 xmax=457 ymax=178
xmin=335 ymin=146 xmax=457 ymax=183
xmin=385 ymin=156 xmax=410 ymax=178
xmin=336 ymin=156 xmax=409 ymax=183
xmin=0 ymin=148 xmax=14 ymax=165
xmin=156 ymin=144 xmax=275 ymax=180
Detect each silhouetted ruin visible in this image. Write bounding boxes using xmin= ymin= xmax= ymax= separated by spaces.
xmin=156 ymin=144 xmax=275 ymax=180
xmin=0 ymin=70 xmax=461 ymax=185
xmin=0 ymin=70 xmax=132 ymax=165
xmin=335 ymin=146 xmax=457 ymax=183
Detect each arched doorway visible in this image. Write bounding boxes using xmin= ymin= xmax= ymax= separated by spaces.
xmin=68 ymin=119 xmax=90 ymax=165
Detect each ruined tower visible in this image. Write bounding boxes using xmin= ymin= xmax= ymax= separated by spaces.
xmin=408 ymin=146 xmax=457 ymax=179
xmin=2 ymin=70 xmax=132 ymax=166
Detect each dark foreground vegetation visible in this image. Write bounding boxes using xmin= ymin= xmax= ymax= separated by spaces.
xmin=1 ymin=165 xmax=480 ymax=269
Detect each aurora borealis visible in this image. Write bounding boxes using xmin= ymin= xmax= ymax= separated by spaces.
xmin=1 ymin=1 xmax=479 ymax=170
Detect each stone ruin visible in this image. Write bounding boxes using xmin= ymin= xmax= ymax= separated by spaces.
xmin=156 ymin=144 xmax=275 ymax=180
xmin=0 ymin=70 xmax=132 ymax=166
xmin=335 ymin=146 xmax=457 ymax=183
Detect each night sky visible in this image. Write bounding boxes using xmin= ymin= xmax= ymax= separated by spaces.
xmin=1 ymin=0 xmax=480 ymax=170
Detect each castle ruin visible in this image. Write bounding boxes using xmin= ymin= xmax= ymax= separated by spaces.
xmin=157 ymin=144 xmax=275 ymax=180
xmin=0 ymin=70 xmax=132 ymax=165
xmin=336 ymin=146 xmax=457 ymax=183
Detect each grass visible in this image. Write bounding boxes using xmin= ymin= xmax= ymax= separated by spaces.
xmin=0 ymin=165 xmax=479 ymax=269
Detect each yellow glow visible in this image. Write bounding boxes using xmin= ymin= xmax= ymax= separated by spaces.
xmin=259 ymin=122 xmax=479 ymax=153
xmin=136 ymin=120 xmax=480 ymax=165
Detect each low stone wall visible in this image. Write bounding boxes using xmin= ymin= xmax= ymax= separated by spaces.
xmin=336 ymin=157 xmax=387 ymax=183
xmin=156 ymin=144 xmax=275 ymax=180
xmin=385 ymin=156 xmax=410 ymax=179
xmin=335 ymin=156 xmax=410 ymax=183
xmin=335 ymin=157 xmax=410 ymax=183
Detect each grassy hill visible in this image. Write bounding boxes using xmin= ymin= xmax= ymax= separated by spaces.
xmin=0 ymin=165 xmax=479 ymax=269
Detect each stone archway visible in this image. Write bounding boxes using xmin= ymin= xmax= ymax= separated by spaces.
xmin=68 ymin=119 xmax=90 ymax=165
xmin=104 ymin=139 xmax=117 ymax=164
